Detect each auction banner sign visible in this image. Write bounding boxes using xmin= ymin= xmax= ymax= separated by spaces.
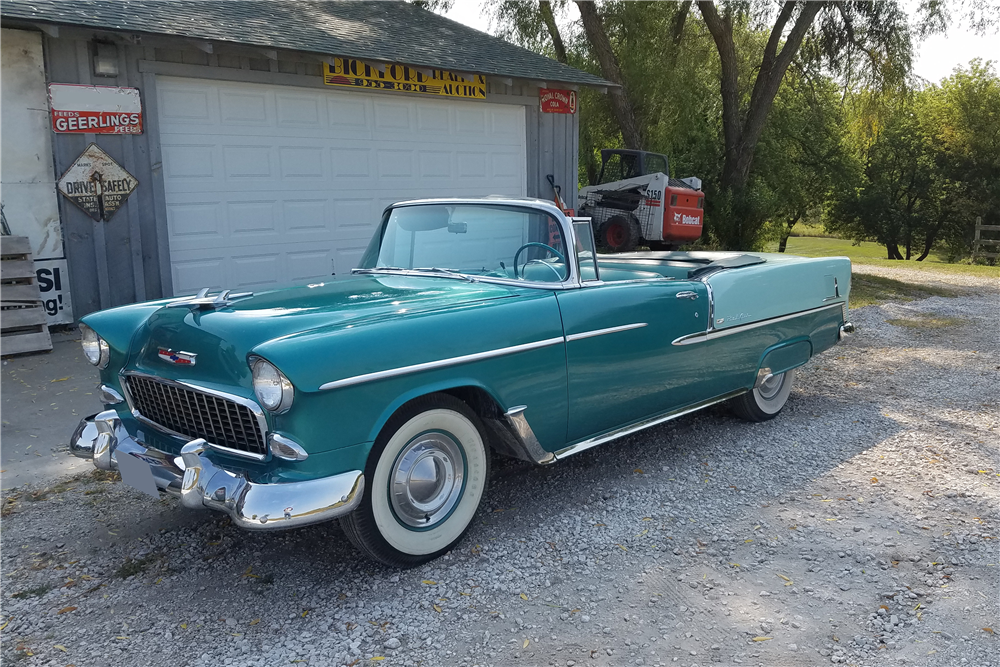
xmin=323 ymin=57 xmax=486 ymax=100
xmin=49 ymin=83 xmax=143 ymax=134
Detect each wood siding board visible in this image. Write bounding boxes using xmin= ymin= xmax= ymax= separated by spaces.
xmin=141 ymin=70 xmax=174 ymax=299
xmin=120 ymin=44 xmax=147 ymax=302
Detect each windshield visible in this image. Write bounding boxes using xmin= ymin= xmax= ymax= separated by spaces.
xmin=357 ymin=204 xmax=569 ymax=283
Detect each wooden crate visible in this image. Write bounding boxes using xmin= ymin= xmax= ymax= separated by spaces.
xmin=1 ymin=235 xmax=52 ymax=355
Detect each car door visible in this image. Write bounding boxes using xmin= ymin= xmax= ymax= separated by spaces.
xmin=555 ymin=278 xmax=711 ymax=443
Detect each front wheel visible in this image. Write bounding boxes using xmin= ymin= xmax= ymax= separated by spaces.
xmin=729 ymin=369 xmax=795 ymax=422
xmin=341 ymin=394 xmax=490 ymax=567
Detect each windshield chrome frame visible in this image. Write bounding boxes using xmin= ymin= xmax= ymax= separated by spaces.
xmin=359 ymin=198 xmax=583 ymax=290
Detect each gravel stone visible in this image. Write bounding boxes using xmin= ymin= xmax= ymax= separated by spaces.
xmin=1 ymin=264 xmax=997 ymax=667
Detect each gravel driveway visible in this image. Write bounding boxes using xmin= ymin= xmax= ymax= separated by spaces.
xmin=2 ymin=265 xmax=997 ymax=667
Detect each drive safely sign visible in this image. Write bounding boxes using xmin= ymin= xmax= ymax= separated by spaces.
xmin=49 ymin=83 xmax=143 ymax=134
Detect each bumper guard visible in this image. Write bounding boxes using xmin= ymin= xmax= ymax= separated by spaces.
xmin=70 ymin=411 xmax=364 ymax=530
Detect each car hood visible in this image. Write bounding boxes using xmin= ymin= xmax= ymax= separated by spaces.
xmin=127 ymin=274 xmax=522 ymax=384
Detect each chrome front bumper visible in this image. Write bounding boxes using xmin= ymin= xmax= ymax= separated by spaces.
xmin=70 ymin=411 xmax=364 ymax=530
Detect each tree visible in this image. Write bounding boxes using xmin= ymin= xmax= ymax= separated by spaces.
xmin=696 ymin=1 xmax=912 ymax=248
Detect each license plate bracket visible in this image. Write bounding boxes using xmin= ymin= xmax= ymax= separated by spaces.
xmin=117 ymin=452 xmax=160 ymax=498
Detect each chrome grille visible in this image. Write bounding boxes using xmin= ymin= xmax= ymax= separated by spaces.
xmin=125 ymin=375 xmax=267 ymax=456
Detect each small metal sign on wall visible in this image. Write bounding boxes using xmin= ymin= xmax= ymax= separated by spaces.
xmin=49 ymin=83 xmax=143 ymax=134
xmin=57 ymin=143 xmax=138 ymax=221
xmin=323 ymin=57 xmax=486 ymax=100
xmin=539 ymin=88 xmax=577 ymax=114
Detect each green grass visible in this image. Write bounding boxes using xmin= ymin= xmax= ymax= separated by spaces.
xmin=886 ymin=313 xmax=968 ymax=329
xmin=848 ymin=274 xmax=958 ymax=308
xmin=781 ymin=236 xmax=1000 ymax=278
xmin=788 ymin=221 xmax=839 ymax=238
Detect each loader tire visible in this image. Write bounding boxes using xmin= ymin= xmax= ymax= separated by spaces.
xmin=598 ymin=215 xmax=640 ymax=253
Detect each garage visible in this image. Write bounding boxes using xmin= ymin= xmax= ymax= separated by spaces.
xmin=157 ymin=77 xmax=527 ymax=294
xmin=1 ymin=0 xmax=610 ymax=317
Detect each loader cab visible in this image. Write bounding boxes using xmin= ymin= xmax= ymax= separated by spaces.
xmin=595 ymin=149 xmax=670 ymax=185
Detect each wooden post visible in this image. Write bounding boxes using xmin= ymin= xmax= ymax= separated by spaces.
xmin=972 ymin=216 xmax=1000 ymax=262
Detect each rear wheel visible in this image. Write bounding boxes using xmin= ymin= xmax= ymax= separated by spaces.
xmin=730 ymin=369 xmax=795 ymax=422
xmin=598 ymin=215 xmax=640 ymax=252
xmin=341 ymin=394 xmax=490 ymax=567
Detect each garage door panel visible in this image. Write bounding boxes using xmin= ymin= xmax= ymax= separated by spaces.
xmin=286 ymin=249 xmax=334 ymax=283
xmin=162 ymin=144 xmax=215 ymax=179
xmin=228 ymin=200 xmax=279 ymax=237
xmin=166 ymin=202 xmax=224 ymax=243
xmin=158 ymin=86 xmax=214 ymax=124
xmin=283 ymin=200 xmax=329 ymax=233
xmin=332 ymin=148 xmax=371 ymax=177
xmin=376 ymin=149 xmax=414 ymax=178
xmin=219 ymin=91 xmax=270 ymax=125
xmin=222 ymin=145 xmax=273 ymax=178
xmin=374 ymin=101 xmax=411 ymax=129
xmin=158 ymin=77 xmax=525 ymax=293
xmin=276 ymin=93 xmax=324 ymax=127
xmin=278 ymin=146 xmax=325 ymax=179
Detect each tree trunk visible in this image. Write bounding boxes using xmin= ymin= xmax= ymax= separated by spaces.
xmin=698 ymin=1 xmax=824 ymax=194
xmin=671 ymin=1 xmax=693 ymax=47
xmin=777 ymin=213 xmax=802 ymax=253
xmin=576 ymin=1 xmax=643 ymax=149
xmin=539 ymin=1 xmax=567 ymax=64
xmin=886 ymin=243 xmax=903 ymax=260
xmin=916 ymin=222 xmax=942 ymax=261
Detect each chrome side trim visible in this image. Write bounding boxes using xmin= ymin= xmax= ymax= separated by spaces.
xmin=503 ymin=405 xmax=555 ymax=465
xmin=671 ymin=303 xmax=844 ymax=346
xmin=703 ymin=279 xmax=716 ymax=331
xmin=565 ymin=322 xmax=648 ymax=342
xmin=99 ymin=384 xmax=124 ymax=405
xmin=554 ymin=389 xmax=746 ymax=460
xmin=119 ymin=371 xmax=270 ymax=461
xmin=318 ymin=336 xmax=565 ymax=391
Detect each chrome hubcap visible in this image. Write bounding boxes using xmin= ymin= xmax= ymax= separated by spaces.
xmin=757 ymin=372 xmax=785 ymax=400
xmin=390 ymin=433 xmax=464 ymax=528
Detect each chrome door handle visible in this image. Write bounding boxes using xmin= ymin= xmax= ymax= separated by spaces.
xmin=676 ymin=291 xmax=699 ymax=300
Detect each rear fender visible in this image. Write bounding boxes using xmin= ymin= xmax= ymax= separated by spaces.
xmin=755 ymin=338 xmax=812 ymax=382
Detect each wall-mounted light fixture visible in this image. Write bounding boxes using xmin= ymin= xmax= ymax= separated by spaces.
xmin=92 ymin=43 xmax=119 ymax=77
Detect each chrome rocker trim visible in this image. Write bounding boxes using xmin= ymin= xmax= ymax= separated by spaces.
xmin=672 ymin=303 xmax=844 ymax=346
xmin=553 ymin=389 xmax=746 ymax=460
xmin=319 ymin=336 xmax=565 ymax=391
xmin=70 ymin=411 xmax=364 ymax=530
xmin=503 ymin=405 xmax=555 ymax=465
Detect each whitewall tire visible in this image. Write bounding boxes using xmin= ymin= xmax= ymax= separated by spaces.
xmin=341 ymin=394 xmax=489 ymax=567
xmin=730 ymin=368 xmax=795 ymax=422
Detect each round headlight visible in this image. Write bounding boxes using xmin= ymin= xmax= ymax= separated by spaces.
xmin=80 ymin=324 xmax=110 ymax=368
xmin=251 ymin=357 xmax=293 ymax=413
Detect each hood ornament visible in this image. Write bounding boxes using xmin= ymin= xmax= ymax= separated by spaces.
xmin=166 ymin=288 xmax=253 ymax=310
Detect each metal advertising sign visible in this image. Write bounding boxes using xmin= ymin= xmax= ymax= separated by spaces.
xmin=539 ymin=88 xmax=577 ymax=114
xmin=49 ymin=83 xmax=143 ymax=134
xmin=323 ymin=57 xmax=486 ymax=100
xmin=56 ymin=143 xmax=138 ymax=221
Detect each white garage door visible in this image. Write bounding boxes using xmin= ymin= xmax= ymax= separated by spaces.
xmin=156 ymin=77 xmax=526 ymax=295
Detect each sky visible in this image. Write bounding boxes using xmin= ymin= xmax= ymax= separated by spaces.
xmin=443 ymin=2 xmax=1000 ymax=84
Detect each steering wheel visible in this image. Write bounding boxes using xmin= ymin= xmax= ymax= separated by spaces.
xmin=513 ymin=242 xmax=567 ymax=280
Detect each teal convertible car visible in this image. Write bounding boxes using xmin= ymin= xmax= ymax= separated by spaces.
xmin=70 ymin=198 xmax=853 ymax=566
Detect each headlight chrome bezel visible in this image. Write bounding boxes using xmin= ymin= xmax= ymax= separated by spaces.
xmin=249 ymin=356 xmax=294 ymax=414
xmin=80 ymin=324 xmax=110 ymax=369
